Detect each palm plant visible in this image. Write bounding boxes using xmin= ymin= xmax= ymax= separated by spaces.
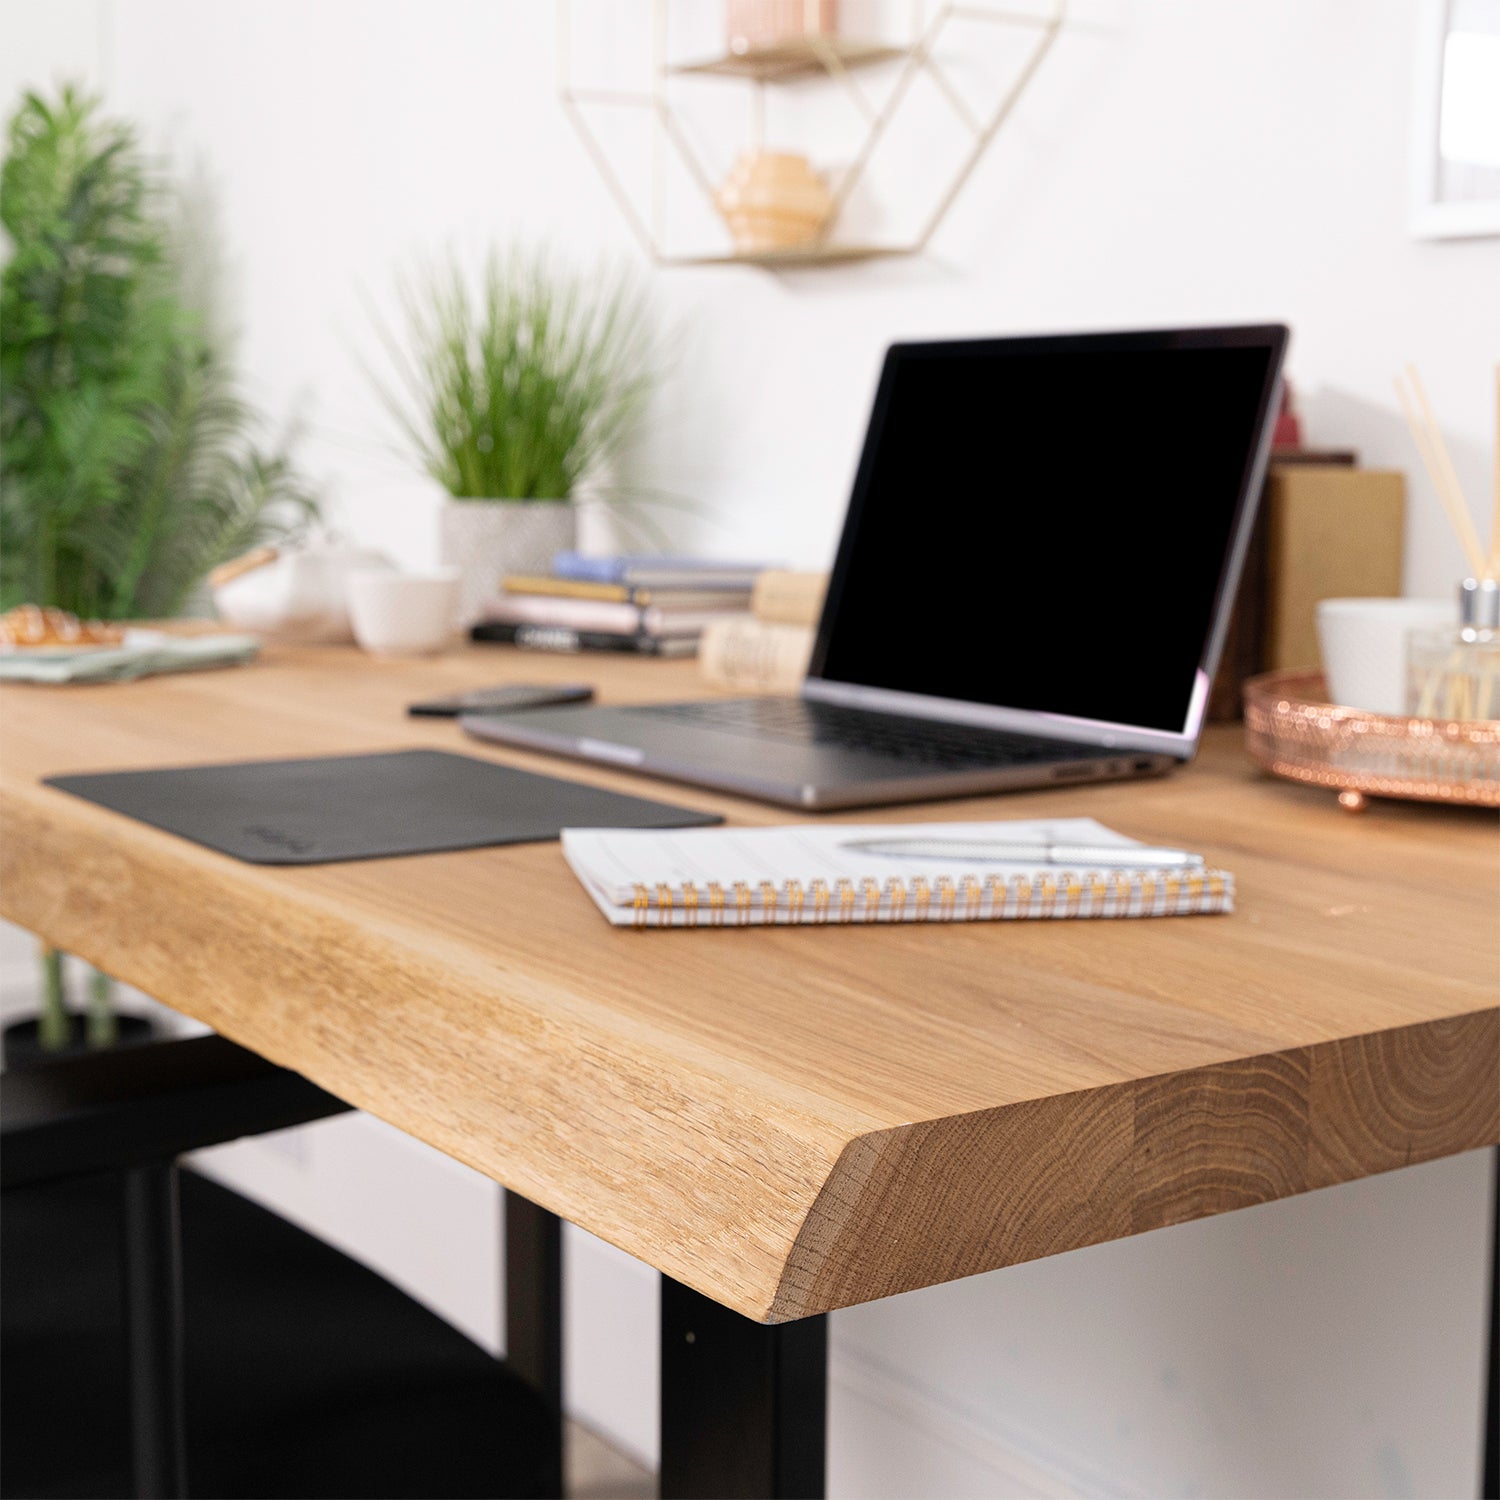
xmin=0 ymin=85 xmax=316 ymax=1054
xmin=369 ymin=247 xmax=660 ymax=502
xmin=0 ymin=84 xmax=316 ymax=619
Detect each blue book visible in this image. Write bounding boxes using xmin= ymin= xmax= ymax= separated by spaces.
xmin=551 ymin=552 xmax=772 ymax=590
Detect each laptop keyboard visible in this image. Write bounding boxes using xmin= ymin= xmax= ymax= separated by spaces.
xmin=638 ymin=698 xmax=1089 ymax=771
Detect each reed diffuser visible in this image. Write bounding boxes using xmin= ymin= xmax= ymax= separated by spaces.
xmin=1395 ymin=366 xmax=1500 ymax=721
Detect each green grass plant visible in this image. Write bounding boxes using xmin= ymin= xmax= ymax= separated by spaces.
xmin=370 ymin=248 xmax=659 ymax=502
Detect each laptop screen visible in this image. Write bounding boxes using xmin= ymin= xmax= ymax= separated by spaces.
xmin=810 ymin=327 xmax=1285 ymax=739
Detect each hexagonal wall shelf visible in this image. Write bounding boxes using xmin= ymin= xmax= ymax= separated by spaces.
xmin=558 ymin=0 xmax=1065 ymax=267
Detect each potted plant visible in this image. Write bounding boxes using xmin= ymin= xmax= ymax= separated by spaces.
xmin=0 ymin=84 xmax=316 ymax=1062
xmin=370 ymin=248 xmax=659 ymax=624
xmin=1 ymin=85 xmax=316 ymax=619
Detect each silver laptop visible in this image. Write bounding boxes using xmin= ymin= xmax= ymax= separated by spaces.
xmin=465 ymin=325 xmax=1288 ymax=811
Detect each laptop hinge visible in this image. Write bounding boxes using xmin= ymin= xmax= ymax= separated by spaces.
xmin=800 ymin=677 xmax=1193 ymax=760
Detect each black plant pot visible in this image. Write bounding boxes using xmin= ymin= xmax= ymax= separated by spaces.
xmin=2 ymin=1013 xmax=159 ymax=1071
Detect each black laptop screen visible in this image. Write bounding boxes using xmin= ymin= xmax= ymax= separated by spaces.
xmin=812 ymin=330 xmax=1283 ymax=735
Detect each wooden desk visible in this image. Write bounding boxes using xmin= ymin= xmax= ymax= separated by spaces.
xmin=3 ymin=644 xmax=1496 ymax=1496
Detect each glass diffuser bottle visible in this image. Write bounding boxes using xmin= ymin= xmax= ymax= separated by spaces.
xmin=1406 ymin=577 xmax=1500 ymax=721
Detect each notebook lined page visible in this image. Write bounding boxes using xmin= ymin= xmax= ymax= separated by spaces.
xmin=561 ymin=820 xmax=1233 ymax=928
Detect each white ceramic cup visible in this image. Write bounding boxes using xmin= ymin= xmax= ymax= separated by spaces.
xmin=347 ymin=568 xmax=461 ymax=656
xmin=1315 ymin=597 xmax=1454 ymax=714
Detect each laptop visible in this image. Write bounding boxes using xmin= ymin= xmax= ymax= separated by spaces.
xmin=465 ymin=324 xmax=1289 ymax=811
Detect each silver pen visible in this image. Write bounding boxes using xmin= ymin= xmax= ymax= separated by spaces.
xmin=840 ymin=836 xmax=1204 ymax=869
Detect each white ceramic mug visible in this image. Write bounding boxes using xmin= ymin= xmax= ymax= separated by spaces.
xmin=1315 ymin=597 xmax=1454 ymax=714
xmin=347 ymin=568 xmax=461 ymax=656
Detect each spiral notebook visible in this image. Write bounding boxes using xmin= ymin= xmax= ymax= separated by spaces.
xmin=561 ymin=818 xmax=1233 ymax=929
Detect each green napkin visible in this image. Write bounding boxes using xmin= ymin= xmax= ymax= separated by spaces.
xmin=0 ymin=631 xmax=260 ymax=684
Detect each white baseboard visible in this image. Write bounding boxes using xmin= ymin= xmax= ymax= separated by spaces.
xmin=829 ymin=1339 xmax=1123 ymax=1500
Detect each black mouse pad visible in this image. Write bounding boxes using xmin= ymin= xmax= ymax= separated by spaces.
xmin=45 ymin=748 xmax=721 ymax=865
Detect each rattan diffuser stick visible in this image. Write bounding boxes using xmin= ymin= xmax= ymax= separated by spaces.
xmin=1492 ymin=367 xmax=1500 ymax=576
xmin=1395 ymin=365 xmax=1490 ymax=579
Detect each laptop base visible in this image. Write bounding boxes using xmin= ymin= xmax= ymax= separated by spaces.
xmin=462 ymin=698 xmax=1179 ymax=811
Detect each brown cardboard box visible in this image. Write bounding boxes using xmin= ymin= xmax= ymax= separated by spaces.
xmin=1208 ymin=461 xmax=1406 ymax=718
xmin=1265 ymin=466 xmax=1406 ymax=670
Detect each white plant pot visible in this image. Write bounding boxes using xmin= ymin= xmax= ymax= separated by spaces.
xmin=440 ymin=499 xmax=578 ymax=626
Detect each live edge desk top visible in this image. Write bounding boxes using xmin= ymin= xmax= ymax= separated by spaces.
xmin=1 ymin=644 xmax=1496 ymax=1322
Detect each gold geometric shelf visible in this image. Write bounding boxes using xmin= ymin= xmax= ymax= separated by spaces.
xmin=559 ymin=0 xmax=1065 ymax=269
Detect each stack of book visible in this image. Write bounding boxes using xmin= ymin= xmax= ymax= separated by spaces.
xmin=698 ymin=570 xmax=828 ymax=691
xmin=473 ymin=553 xmax=764 ymax=657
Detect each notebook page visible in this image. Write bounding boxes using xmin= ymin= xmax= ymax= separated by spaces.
xmin=562 ymin=818 xmax=1177 ymax=908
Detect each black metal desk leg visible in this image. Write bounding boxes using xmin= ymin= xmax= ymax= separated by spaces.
xmin=1483 ymin=1146 xmax=1499 ymax=1500
xmin=121 ymin=1162 xmax=187 ymax=1500
xmin=660 ymin=1276 xmax=827 ymax=1500
xmin=504 ymin=1188 xmax=564 ymax=1499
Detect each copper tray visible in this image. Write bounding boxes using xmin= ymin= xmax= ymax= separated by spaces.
xmin=1243 ymin=670 xmax=1500 ymax=811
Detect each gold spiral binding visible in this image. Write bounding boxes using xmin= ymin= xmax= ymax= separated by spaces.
xmin=626 ymin=860 xmax=1222 ymax=929
xmin=810 ymin=879 xmax=830 ymax=923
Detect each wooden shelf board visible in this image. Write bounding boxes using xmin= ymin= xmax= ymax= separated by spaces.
xmin=671 ymin=37 xmax=907 ymax=83
xmin=666 ymin=244 xmax=905 ymax=268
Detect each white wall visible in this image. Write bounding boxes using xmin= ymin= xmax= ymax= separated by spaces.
xmin=2 ymin=2 xmax=1496 ymax=1494
xmin=5 ymin=0 xmax=1496 ymax=586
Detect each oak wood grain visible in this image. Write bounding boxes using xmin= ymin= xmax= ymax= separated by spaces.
xmin=1 ymin=642 xmax=1495 ymax=1321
